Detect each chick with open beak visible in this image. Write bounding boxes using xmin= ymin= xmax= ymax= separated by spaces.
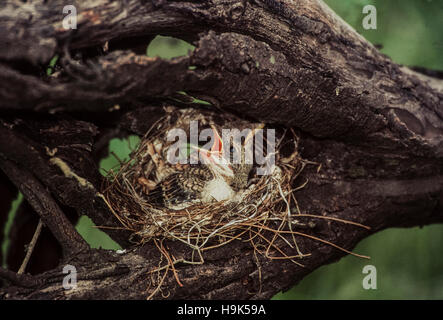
xmin=197 ymin=125 xmax=236 ymax=202
xmin=147 ymin=125 xmax=237 ymax=210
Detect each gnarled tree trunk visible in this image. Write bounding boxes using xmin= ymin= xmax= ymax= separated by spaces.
xmin=0 ymin=0 xmax=442 ymax=299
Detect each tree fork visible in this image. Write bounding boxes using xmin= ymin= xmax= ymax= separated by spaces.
xmin=0 ymin=0 xmax=442 ymax=299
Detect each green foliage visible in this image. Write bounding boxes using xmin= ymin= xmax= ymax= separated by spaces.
xmin=75 ymin=216 xmax=122 ymax=251
xmin=46 ymin=55 xmax=58 ymax=75
xmin=274 ymin=225 xmax=443 ymax=299
xmin=75 ymin=135 xmax=141 ymax=250
xmin=176 ymin=91 xmax=211 ymax=106
xmin=99 ymin=135 xmax=141 ymax=176
xmin=325 ymin=0 xmax=443 ymax=70
xmin=147 ymin=36 xmax=195 ymax=59
xmin=1 ymin=193 xmax=23 ymax=268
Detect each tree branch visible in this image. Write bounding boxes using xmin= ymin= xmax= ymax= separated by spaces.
xmin=0 ymin=159 xmax=89 ymax=256
xmin=0 ymin=266 xmax=38 ymax=288
xmin=0 ymin=121 xmax=131 ymax=247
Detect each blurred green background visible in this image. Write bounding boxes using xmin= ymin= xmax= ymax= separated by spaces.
xmin=2 ymin=0 xmax=443 ymax=299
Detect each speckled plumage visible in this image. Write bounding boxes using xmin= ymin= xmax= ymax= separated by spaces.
xmin=148 ymin=157 xmax=253 ymax=210
xmin=158 ymin=166 xmax=214 ymax=208
xmin=145 ymin=123 xmax=259 ymax=210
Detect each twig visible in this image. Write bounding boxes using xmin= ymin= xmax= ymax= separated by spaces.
xmin=18 ymin=219 xmax=43 ymax=275
xmin=146 ymin=264 xmax=169 ymax=300
xmin=154 ymin=239 xmax=183 ymax=287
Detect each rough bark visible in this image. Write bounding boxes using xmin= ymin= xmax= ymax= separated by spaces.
xmin=0 ymin=0 xmax=442 ymax=299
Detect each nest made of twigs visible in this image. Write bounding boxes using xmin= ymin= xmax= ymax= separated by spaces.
xmin=102 ymin=107 xmax=370 ymax=267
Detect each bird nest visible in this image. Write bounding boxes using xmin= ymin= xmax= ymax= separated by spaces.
xmin=102 ymin=107 xmax=370 ymax=268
